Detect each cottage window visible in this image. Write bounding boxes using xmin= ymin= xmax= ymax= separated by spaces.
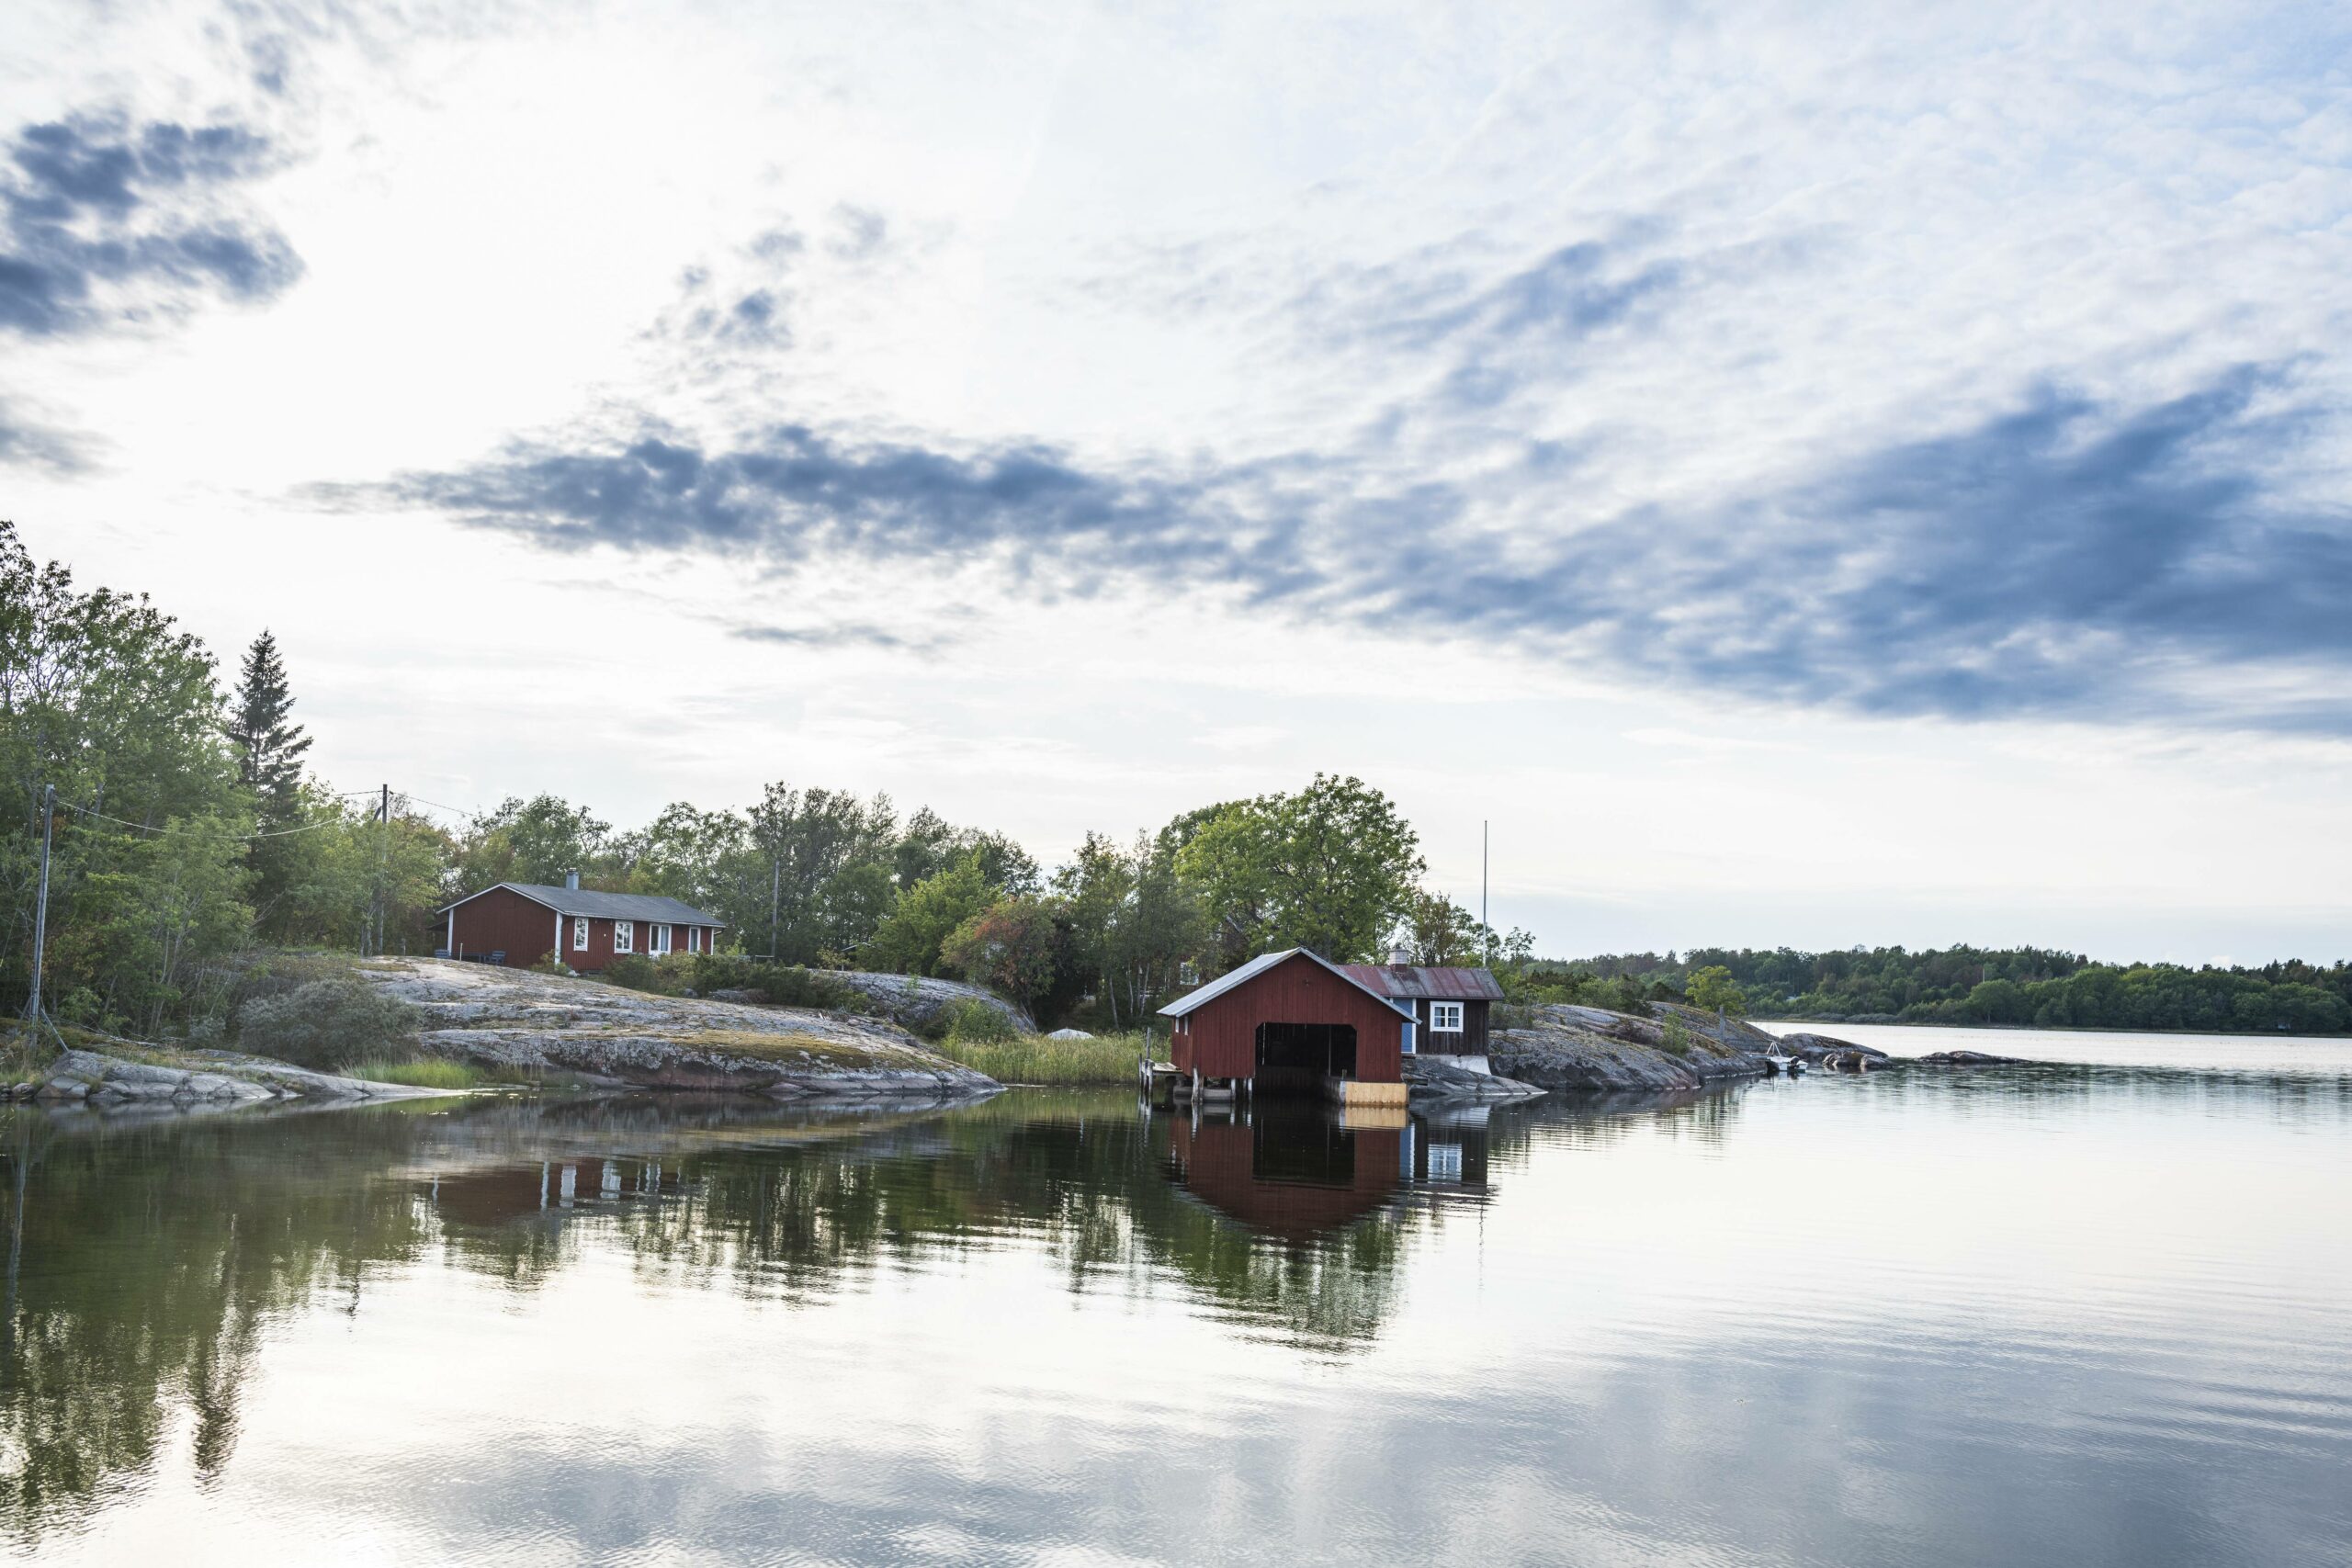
xmin=650 ymin=923 xmax=672 ymax=955
xmin=614 ymin=920 xmax=633 ymax=955
xmin=573 ymin=917 xmax=589 ymax=952
xmin=1430 ymin=1001 xmax=1464 ymax=1032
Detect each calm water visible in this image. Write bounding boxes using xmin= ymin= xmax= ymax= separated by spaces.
xmin=4 ymin=1047 xmax=2349 ymax=1565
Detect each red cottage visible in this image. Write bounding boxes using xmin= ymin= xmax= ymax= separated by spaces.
xmin=437 ymin=874 xmax=725 ymax=972
xmin=1159 ymin=948 xmax=1415 ymax=1108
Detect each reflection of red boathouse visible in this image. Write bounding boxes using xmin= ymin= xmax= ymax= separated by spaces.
xmin=1167 ymin=1111 xmax=1408 ymax=1242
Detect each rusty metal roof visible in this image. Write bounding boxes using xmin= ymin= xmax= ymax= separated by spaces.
xmin=1339 ymin=963 xmax=1506 ymax=1002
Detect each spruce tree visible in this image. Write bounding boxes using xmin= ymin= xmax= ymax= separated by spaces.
xmin=229 ymin=630 xmax=311 ymax=827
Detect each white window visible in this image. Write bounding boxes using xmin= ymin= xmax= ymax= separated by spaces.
xmin=613 ymin=919 xmax=633 ymax=955
xmin=650 ymin=923 xmax=672 ymax=955
xmin=1428 ymin=1143 xmax=1464 ymax=1182
xmin=573 ymin=917 xmax=589 ymax=952
xmin=686 ymin=927 xmax=699 ymax=954
xmin=1430 ymin=1001 xmax=1464 ymax=1032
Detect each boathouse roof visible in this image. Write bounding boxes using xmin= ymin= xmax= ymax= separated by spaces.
xmin=1340 ymin=963 xmax=1507 ymax=1002
xmin=1159 ymin=948 xmax=1414 ymax=1019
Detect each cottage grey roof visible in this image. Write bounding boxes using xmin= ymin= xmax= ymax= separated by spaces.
xmin=439 ymin=882 xmax=725 ymax=926
xmin=1340 ymin=963 xmax=1507 ymax=1002
xmin=1158 ymin=948 xmax=1413 ymax=1019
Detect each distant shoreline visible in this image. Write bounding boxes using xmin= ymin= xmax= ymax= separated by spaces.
xmin=1757 ymin=1018 xmax=2349 ymax=1040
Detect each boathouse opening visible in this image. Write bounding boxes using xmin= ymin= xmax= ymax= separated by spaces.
xmin=1253 ymin=1021 xmax=1358 ymax=1091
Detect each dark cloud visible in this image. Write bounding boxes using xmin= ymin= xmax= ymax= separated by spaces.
xmin=0 ymin=113 xmax=299 ymax=338
xmin=349 ymin=364 xmax=2352 ymax=732
xmin=0 ymin=399 xmax=92 ymax=473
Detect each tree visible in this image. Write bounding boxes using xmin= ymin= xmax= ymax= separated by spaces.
xmin=226 ymin=632 xmax=309 ymax=821
xmin=1177 ymin=774 xmax=1423 ymax=966
xmin=941 ymin=897 xmax=1061 ymax=1011
xmin=1685 ymin=965 xmax=1747 ymax=1015
xmin=0 ymin=521 xmax=251 ymax=1030
xmin=863 ymin=854 xmax=993 ymax=976
xmin=454 ymin=795 xmax=611 ymax=893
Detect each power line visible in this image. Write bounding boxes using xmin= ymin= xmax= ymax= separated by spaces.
xmin=56 ymin=800 xmax=351 ymax=841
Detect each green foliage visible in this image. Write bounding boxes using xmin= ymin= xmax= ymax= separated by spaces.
xmin=0 ymin=522 xmax=254 ymax=1032
xmin=864 ymin=853 xmax=994 ymax=976
xmin=1051 ymin=824 xmax=1204 ymax=1030
xmin=940 ymin=897 xmax=1061 ymax=1010
xmin=1178 ymin=773 xmax=1423 ymax=966
xmin=347 ymin=1056 xmax=481 ymax=1089
xmin=1523 ymin=944 xmax=2352 ymax=1034
xmin=683 ymin=954 xmax=866 ymax=1012
xmin=942 ymin=998 xmax=1019 ymax=1044
xmin=600 ymin=953 xmax=662 ymax=993
xmin=1658 ymin=1012 xmax=1692 ymax=1056
xmin=1685 ymin=965 xmax=1747 ymax=1016
xmin=234 ymin=976 xmax=420 ymax=1070
xmin=928 ymin=1028 xmax=1149 ymax=1084
xmin=453 ymin=795 xmax=611 ymax=891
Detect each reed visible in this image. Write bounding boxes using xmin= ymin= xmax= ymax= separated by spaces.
xmin=929 ymin=1031 xmax=1156 ymax=1086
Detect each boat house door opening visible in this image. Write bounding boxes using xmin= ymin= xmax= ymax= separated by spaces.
xmin=1254 ymin=1021 xmax=1357 ymax=1089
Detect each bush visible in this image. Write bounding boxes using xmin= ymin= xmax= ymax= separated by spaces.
xmin=1658 ymin=1013 xmax=1692 ymax=1057
xmin=944 ymin=998 xmax=1018 ymax=1044
xmin=235 ymin=976 xmax=420 ymax=1070
xmin=601 ymin=953 xmax=663 ymax=993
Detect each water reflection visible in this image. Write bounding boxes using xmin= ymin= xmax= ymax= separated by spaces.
xmin=0 ymin=1089 xmax=1546 ymax=1540
xmin=5 ymin=1065 xmax=2347 ymax=1567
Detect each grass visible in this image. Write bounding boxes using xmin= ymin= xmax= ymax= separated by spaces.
xmin=346 ymin=1057 xmax=487 ymax=1090
xmin=930 ymin=1030 xmax=1156 ymax=1086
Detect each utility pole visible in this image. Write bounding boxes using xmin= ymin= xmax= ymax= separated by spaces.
xmin=1481 ymin=818 xmax=1490 ymax=966
xmin=769 ymin=854 xmax=782 ymax=961
xmin=370 ymin=784 xmax=390 ymax=958
xmin=26 ymin=784 xmax=54 ymax=1026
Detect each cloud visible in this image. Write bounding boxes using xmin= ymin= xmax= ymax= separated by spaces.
xmin=731 ymin=619 xmax=951 ymax=655
xmin=344 ymin=358 xmax=2352 ymax=733
xmin=0 ymin=397 xmax=93 ymax=473
xmin=0 ymin=112 xmax=300 ymax=338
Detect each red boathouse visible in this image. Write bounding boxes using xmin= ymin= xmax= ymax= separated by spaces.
xmin=1159 ymin=948 xmax=1416 ymax=1107
xmin=437 ymin=875 xmax=725 ymax=972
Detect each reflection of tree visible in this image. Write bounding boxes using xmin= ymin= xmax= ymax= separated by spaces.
xmin=1 ymin=1085 xmax=1740 ymax=1541
xmin=0 ymin=1107 xmax=435 ymax=1541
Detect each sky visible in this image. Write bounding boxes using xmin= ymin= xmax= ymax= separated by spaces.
xmin=6 ymin=0 xmax=2350 ymax=964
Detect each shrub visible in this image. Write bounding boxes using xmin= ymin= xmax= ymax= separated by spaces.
xmin=944 ymin=998 xmax=1018 ymax=1044
xmin=1658 ymin=1013 xmax=1691 ymax=1057
xmin=602 ymin=953 xmax=662 ymax=993
xmin=236 ymin=976 xmax=420 ymax=1070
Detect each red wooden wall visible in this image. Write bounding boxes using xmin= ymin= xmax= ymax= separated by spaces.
xmin=447 ymin=887 xmax=563 ymax=966
xmin=1170 ymin=955 xmax=1408 ymax=1083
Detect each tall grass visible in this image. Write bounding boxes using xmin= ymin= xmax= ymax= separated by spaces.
xmin=930 ymin=1031 xmax=1157 ymax=1086
xmin=346 ymin=1057 xmax=484 ymax=1090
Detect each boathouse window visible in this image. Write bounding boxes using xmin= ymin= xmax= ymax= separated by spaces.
xmin=573 ymin=917 xmax=589 ymax=952
xmin=613 ymin=920 xmax=633 ymax=955
xmin=1430 ymin=1001 xmax=1464 ymax=1032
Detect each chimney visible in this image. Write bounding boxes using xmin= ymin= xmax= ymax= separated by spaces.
xmin=1387 ymin=946 xmax=1412 ymax=966
xmin=565 ymin=871 xmax=580 ymax=891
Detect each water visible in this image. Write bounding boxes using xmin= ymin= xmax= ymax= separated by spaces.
xmin=3 ymin=1047 xmax=2348 ymax=1565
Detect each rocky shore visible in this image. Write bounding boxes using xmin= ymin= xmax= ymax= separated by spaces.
xmin=363 ymin=957 xmax=1000 ymax=1100
xmin=1489 ymin=1002 xmax=1785 ymax=1091
xmin=21 ymin=1043 xmax=452 ymax=1111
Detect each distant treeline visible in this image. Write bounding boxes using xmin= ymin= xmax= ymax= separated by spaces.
xmin=1524 ymin=945 xmax=2352 ymax=1035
